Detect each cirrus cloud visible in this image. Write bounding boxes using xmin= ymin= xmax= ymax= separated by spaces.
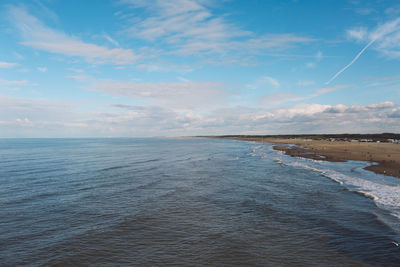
xmin=120 ymin=0 xmax=315 ymax=56
xmin=9 ymin=6 xmax=139 ymax=65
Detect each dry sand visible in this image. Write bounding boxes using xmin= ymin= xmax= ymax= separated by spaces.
xmin=229 ymin=137 xmax=400 ymax=178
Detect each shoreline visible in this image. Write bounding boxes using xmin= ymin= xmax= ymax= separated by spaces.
xmin=224 ymin=137 xmax=400 ymax=178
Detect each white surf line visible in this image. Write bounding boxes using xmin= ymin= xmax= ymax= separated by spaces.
xmin=325 ymin=38 xmax=376 ymax=85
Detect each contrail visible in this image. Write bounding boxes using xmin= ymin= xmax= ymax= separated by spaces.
xmin=325 ymin=38 xmax=376 ymax=85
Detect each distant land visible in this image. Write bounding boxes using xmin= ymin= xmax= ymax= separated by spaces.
xmin=200 ymin=134 xmax=400 ymax=178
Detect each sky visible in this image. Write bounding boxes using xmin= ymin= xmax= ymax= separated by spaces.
xmin=0 ymin=0 xmax=400 ymax=137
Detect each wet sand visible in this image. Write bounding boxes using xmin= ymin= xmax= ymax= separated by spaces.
xmin=229 ymin=137 xmax=400 ymax=178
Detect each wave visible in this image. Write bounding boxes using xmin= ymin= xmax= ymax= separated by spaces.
xmin=249 ymin=144 xmax=400 ymax=221
xmin=273 ymin=154 xmax=400 ymax=219
xmin=323 ymin=174 xmax=344 ymax=185
xmin=100 ymin=165 xmax=130 ymax=171
xmin=248 ymin=145 xmax=268 ymax=159
xmin=350 ymin=190 xmax=379 ymax=201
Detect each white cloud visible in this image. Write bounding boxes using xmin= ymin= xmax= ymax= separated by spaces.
xmin=89 ymin=80 xmax=228 ymax=110
xmin=68 ymin=74 xmax=92 ymax=82
xmin=313 ymin=85 xmax=345 ymax=95
xmin=9 ymin=6 xmax=139 ymax=65
xmin=264 ymin=76 xmax=280 ymax=88
xmin=388 ymin=108 xmax=400 ymax=118
xmin=0 ymin=94 xmax=93 ymax=137
xmin=120 ymin=0 xmax=314 ymax=56
xmin=136 ymin=63 xmax=194 ymax=73
xmin=221 ymin=34 xmax=315 ymax=55
xmin=186 ymin=101 xmax=400 ymax=134
xmin=16 ymin=117 xmax=30 ymax=125
xmin=305 ymin=51 xmax=323 ymax=69
xmin=0 ymin=94 xmax=75 ymax=122
xmin=354 ymin=8 xmax=375 ymax=16
xmin=371 ymin=17 xmax=400 ymax=40
xmin=324 ymin=101 xmax=395 ymax=113
xmin=260 ymin=93 xmax=302 ymax=106
xmin=0 ymin=93 xmax=398 ymax=137
xmin=122 ymin=0 xmax=242 ymax=41
xmin=0 ymin=78 xmax=29 ymax=88
xmin=66 ymin=68 xmax=85 ymax=73
xmin=327 ymin=17 xmax=400 ymax=84
xmin=326 ymin=38 xmax=376 ymax=84
xmin=276 ymin=103 xmax=330 ymax=118
xmin=365 ymin=101 xmax=395 ymax=109
xmin=347 ymin=27 xmax=368 ymax=41
xmin=246 ymin=76 xmax=280 ymax=90
xmin=1 ymin=80 xmax=28 ymax=86
xmin=0 ymin=62 xmax=17 ymax=68
xmin=347 ymin=17 xmax=400 ymax=57
xmin=88 ymin=101 xmax=400 ymax=136
xmin=215 ymin=102 xmax=399 ymax=134
xmin=261 ymin=84 xmax=350 ymax=106
xmin=37 ymin=67 xmax=47 ymax=72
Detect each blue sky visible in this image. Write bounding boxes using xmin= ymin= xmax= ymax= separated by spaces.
xmin=1 ymin=0 xmax=399 ymax=137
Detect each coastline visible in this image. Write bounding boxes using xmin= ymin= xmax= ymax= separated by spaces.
xmin=224 ymin=137 xmax=400 ymax=178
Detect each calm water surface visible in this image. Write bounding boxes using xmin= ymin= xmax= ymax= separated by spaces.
xmin=0 ymin=138 xmax=399 ymax=266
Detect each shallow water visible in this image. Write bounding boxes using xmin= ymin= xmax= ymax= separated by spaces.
xmin=0 ymin=138 xmax=399 ymax=266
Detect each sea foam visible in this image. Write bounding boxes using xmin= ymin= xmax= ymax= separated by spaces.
xmin=273 ymin=152 xmax=400 ymax=219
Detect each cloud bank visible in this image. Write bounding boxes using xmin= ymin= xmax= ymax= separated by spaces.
xmin=0 ymin=93 xmax=397 ymax=137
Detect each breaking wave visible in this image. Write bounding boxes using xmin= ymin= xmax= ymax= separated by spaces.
xmin=273 ymin=152 xmax=400 ymax=220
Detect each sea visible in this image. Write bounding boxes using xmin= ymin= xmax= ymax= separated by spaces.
xmin=0 ymin=137 xmax=399 ymax=266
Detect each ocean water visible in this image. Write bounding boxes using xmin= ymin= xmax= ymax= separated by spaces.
xmin=0 ymin=138 xmax=399 ymax=266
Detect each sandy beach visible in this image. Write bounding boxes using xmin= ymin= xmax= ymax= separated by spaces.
xmin=227 ymin=137 xmax=400 ymax=178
